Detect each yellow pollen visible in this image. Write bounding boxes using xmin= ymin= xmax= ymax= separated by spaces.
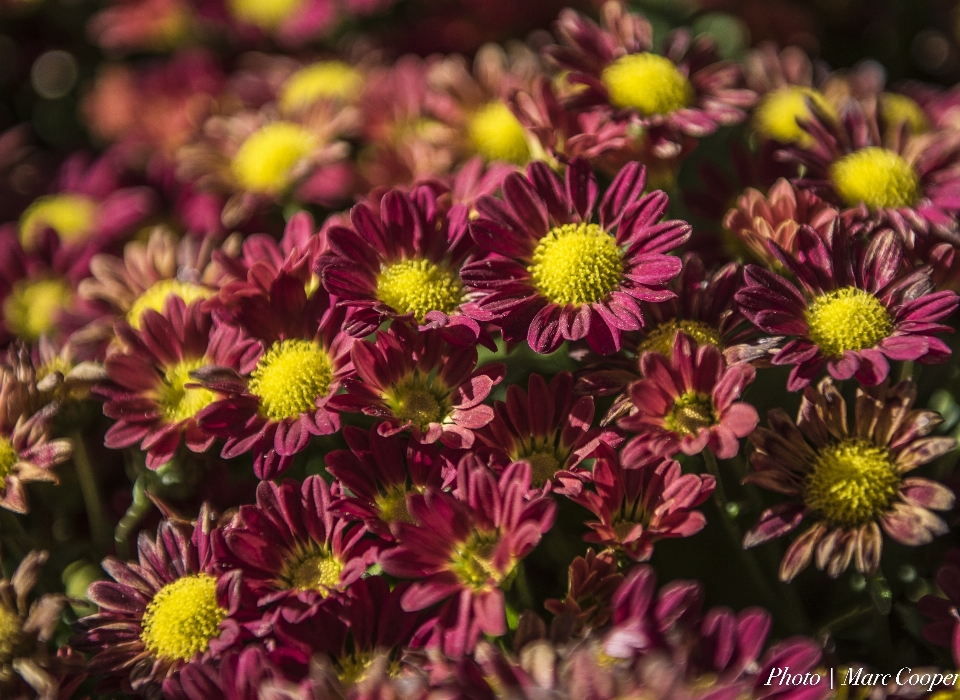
xmin=0 ymin=604 xmax=26 ymax=664
xmin=375 ymin=487 xmax=416 ymax=524
xmin=830 ymin=147 xmax=920 ymax=210
xmin=127 ymin=279 xmax=216 ymax=330
xmin=283 ymin=550 xmax=342 ymax=594
xmin=450 ymin=531 xmax=505 ymax=589
xmin=280 ymin=62 xmax=363 ymax=112
xmin=529 ymin=223 xmax=623 ymax=306
xmin=881 ymin=93 xmax=929 ymax=134
xmin=0 ymin=437 xmax=19 ymax=481
xmin=228 ymin=0 xmax=305 ymax=28
xmin=385 ymin=375 xmax=449 ymax=430
xmin=157 ymin=359 xmax=217 ymax=424
xmin=467 ymin=101 xmax=531 ymax=164
xmin=804 ymin=439 xmax=900 ymax=528
xmin=19 ymin=194 xmax=97 ymax=249
xmin=665 ymin=391 xmax=715 ymax=437
xmin=3 ymin=278 xmax=72 ymax=342
xmin=248 ymin=339 xmax=333 ymax=421
xmin=805 ymin=287 xmax=892 ymax=358
xmin=338 ymin=653 xmax=376 ymax=688
xmin=601 ymin=53 xmax=693 ymax=116
xmin=231 ymin=122 xmax=318 ymax=194
xmin=522 ymin=450 xmax=560 ymax=488
xmin=140 ymin=574 xmax=226 ymax=662
xmin=376 ymin=258 xmax=464 ymax=322
xmin=638 ymin=319 xmax=723 ymax=356
xmin=753 ymin=86 xmax=835 ymax=144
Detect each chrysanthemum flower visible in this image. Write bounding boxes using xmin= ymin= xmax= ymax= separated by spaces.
xmin=544 ymin=548 xmax=623 ymax=631
xmin=274 ymin=59 xmax=366 ymax=116
xmin=379 ymin=458 xmax=556 ymax=657
xmin=326 ymin=426 xmax=451 ymax=540
xmin=329 ymin=326 xmax=503 ymax=450
xmin=461 ymin=158 xmax=690 ymax=354
xmin=743 ymin=377 xmax=956 ymax=581
xmin=783 ymin=99 xmax=960 ymax=241
xmin=219 ymin=476 xmax=376 ymax=622
xmin=474 ymin=371 xmax=619 ymax=489
xmin=919 ymin=550 xmax=960 ymax=667
xmin=196 ymin=272 xmax=352 ymax=479
xmin=567 ymin=445 xmax=714 ymax=562
xmin=619 ymin=332 xmax=758 ymax=460
xmin=320 ymin=186 xmax=486 ymax=345
xmin=74 ymin=507 xmax=235 ymax=698
xmin=97 ymin=299 xmax=258 ymax=470
xmin=545 ymin=1 xmax=755 ymax=146
xmin=736 ymin=225 xmax=958 ymax=390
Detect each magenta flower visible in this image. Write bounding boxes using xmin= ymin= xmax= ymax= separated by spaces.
xmin=567 ymin=445 xmax=714 ymax=562
xmin=619 ymin=332 xmax=758 ymax=460
xmin=736 ymin=225 xmax=958 ymax=391
xmin=379 ymin=458 xmax=556 ymax=657
xmin=329 ymin=326 xmax=504 ymax=450
xmin=919 ymin=550 xmax=960 ymax=667
xmin=461 ymin=158 xmax=690 ymax=354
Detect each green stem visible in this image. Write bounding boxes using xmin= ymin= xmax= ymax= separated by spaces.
xmin=71 ymin=429 xmax=109 ymax=554
xmin=815 ymin=604 xmax=873 ymax=643
xmin=114 ymin=475 xmax=152 ymax=560
xmin=898 ymin=359 xmax=915 ymax=383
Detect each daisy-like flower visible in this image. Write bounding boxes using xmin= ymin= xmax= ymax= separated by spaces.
xmin=567 ymin=445 xmax=714 ymax=562
xmin=326 ymin=426 xmax=451 ymax=540
xmin=329 ymin=326 xmax=504 ymax=450
xmin=619 ymin=332 xmax=758 ymax=461
xmin=475 ymin=371 xmax=619 ymax=489
xmin=219 ymin=476 xmax=376 ymax=622
xmin=0 ymin=345 xmax=72 ymax=514
xmin=736 ymin=225 xmax=959 ymax=391
xmin=196 ymin=272 xmax=352 ymax=480
xmin=544 ymin=1 xmax=755 ymax=147
xmin=461 ymin=158 xmax=690 ymax=354
xmin=743 ymin=377 xmax=956 ymax=581
xmin=97 ymin=299 xmax=259 ymax=470
xmin=919 ymin=550 xmax=960 ymax=667
xmin=74 ymin=506 xmax=234 ymax=699
xmin=379 ymin=458 xmax=556 ymax=658
xmin=320 ymin=186 xmax=486 ymax=346
xmin=544 ymin=548 xmax=623 ymax=631
xmin=783 ymin=99 xmax=960 ymax=242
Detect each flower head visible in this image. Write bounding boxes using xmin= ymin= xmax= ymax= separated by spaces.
xmin=743 ymin=377 xmax=956 ymax=581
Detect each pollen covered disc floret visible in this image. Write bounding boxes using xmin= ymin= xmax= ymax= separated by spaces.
xmin=665 ymin=391 xmax=716 ymax=436
xmin=248 ymin=339 xmax=334 ymax=421
xmin=376 ymin=258 xmax=464 ymax=322
xmin=753 ymin=86 xmax=834 ymax=144
xmin=158 ymin=359 xmax=217 ymax=424
xmin=0 ymin=604 xmax=26 ymax=664
xmin=19 ymin=194 xmax=97 ymax=248
xmin=804 ymin=439 xmax=900 ymax=528
xmin=805 ymin=287 xmax=893 ymax=358
xmin=522 ymin=450 xmax=561 ymax=488
xmin=449 ymin=531 xmax=503 ymax=589
xmin=829 ymin=147 xmax=920 ymax=210
xmin=140 ymin=574 xmax=227 ymax=662
xmin=529 ymin=223 xmax=624 ymax=306
xmin=280 ymin=61 xmax=363 ymax=112
xmin=282 ymin=548 xmax=343 ymax=594
xmin=3 ymin=278 xmax=73 ymax=342
xmin=601 ymin=53 xmax=693 ymax=116
xmin=228 ymin=0 xmax=304 ymax=28
xmin=231 ymin=122 xmax=318 ymax=194
xmin=127 ymin=280 xmax=216 ymax=330
xmin=639 ymin=319 xmax=723 ymax=356
xmin=0 ymin=437 xmax=16 ymax=481
xmin=384 ymin=375 xmax=450 ymax=430
xmin=467 ymin=101 xmax=531 ymax=164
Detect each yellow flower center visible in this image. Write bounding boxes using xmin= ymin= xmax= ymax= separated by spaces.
xmin=282 ymin=549 xmax=342 ymax=594
xmin=612 ymin=520 xmax=639 ymax=541
xmin=829 ymin=147 xmax=920 ymax=210
xmin=450 ymin=531 xmax=505 ymax=589
xmin=127 ymin=279 xmax=216 ymax=330
xmin=376 ymin=258 xmax=464 ymax=322
xmin=280 ymin=61 xmax=363 ymax=112
xmin=523 ymin=450 xmax=560 ymax=488
xmin=338 ymin=653 xmax=377 ymax=688
xmin=248 ymin=339 xmax=333 ymax=421
xmin=19 ymin=194 xmax=97 ymax=249
xmin=665 ymin=391 xmax=715 ymax=436
xmin=140 ymin=574 xmax=226 ymax=662
xmin=467 ymin=101 xmax=531 ymax=164
xmin=228 ymin=0 xmax=305 ymax=28
xmin=384 ymin=375 xmax=450 ymax=430
xmin=638 ymin=319 xmax=723 ymax=356
xmin=0 ymin=436 xmax=18 ymax=481
xmin=753 ymin=86 xmax=835 ymax=145
xmin=157 ymin=359 xmax=217 ymax=424
xmin=0 ymin=604 xmax=26 ymax=664
xmin=3 ymin=278 xmax=73 ymax=342
xmin=231 ymin=122 xmax=318 ymax=194
xmin=804 ymin=439 xmax=900 ymax=528
xmin=880 ymin=93 xmax=928 ymax=134
xmin=529 ymin=223 xmax=623 ymax=306
xmin=601 ymin=53 xmax=693 ymax=116
xmin=805 ymin=287 xmax=892 ymax=358
xmin=375 ymin=487 xmax=416 ymax=525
